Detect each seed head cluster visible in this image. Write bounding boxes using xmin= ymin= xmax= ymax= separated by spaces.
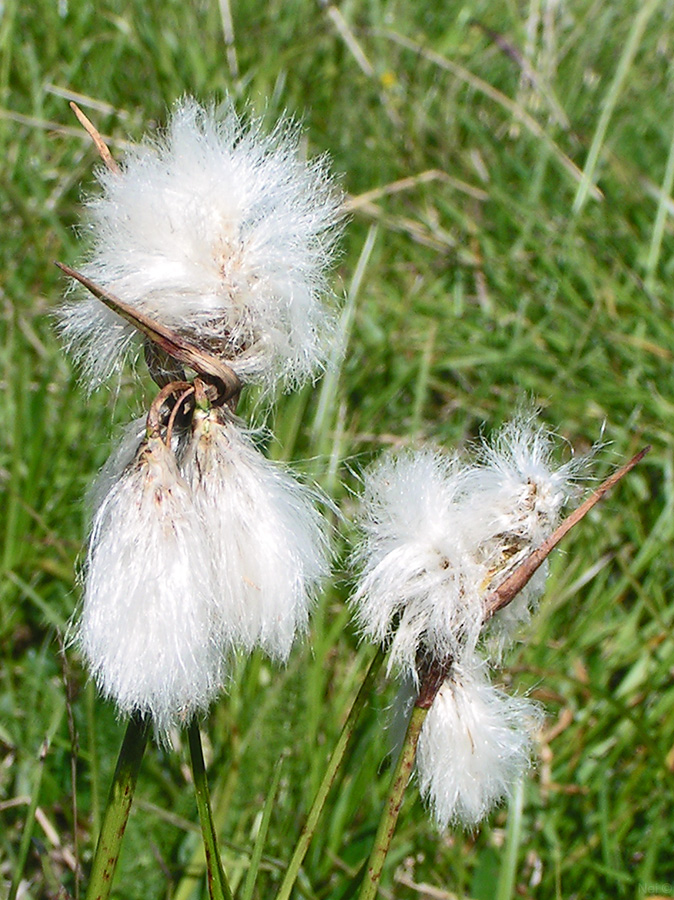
xmin=60 ymin=97 xmax=593 ymax=837
xmin=352 ymin=415 xmax=587 ymax=827
xmin=61 ymin=98 xmax=342 ymax=740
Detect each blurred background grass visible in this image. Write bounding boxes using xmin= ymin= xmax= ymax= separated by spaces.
xmin=2 ymin=0 xmax=674 ymax=897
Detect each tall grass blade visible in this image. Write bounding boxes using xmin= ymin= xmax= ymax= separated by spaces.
xmin=241 ymin=755 xmax=284 ymax=900
xmin=275 ymin=647 xmax=385 ymax=900
xmin=572 ymin=0 xmax=661 ymax=213
xmin=187 ymin=719 xmax=233 ymax=900
xmin=495 ymin=778 xmax=525 ymax=900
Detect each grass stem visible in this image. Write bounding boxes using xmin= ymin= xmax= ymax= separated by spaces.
xmin=357 ymin=703 xmax=428 ymax=900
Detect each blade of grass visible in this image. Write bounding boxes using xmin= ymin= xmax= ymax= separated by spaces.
xmin=188 ymin=719 xmax=234 ymax=900
xmin=275 ymin=647 xmax=385 ymax=900
xmin=8 ymin=699 xmax=65 ymax=900
xmin=311 ymin=224 xmax=378 ymax=448
xmin=241 ymin=755 xmax=285 ymax=900
xmin=410 ymin=321 xmax=436 ymax=436
xmin=85 ymin=682 xmax=101 ymax=837
xmin=645 ymin=108 xmax=674 ymax=289
xmin=495 ymin=778 xmax=525 ymax=900
xmin=572 ymin=0 xmax=661 ymax=213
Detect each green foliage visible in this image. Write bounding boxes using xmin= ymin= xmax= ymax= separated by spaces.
xmin=2 ymin=1 xmax=674 ymax=897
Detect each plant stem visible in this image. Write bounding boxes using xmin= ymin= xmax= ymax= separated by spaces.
xmin=357 ymin=703 xmax=428 ymax=900
xmin=187 ymin=719 xmax=233 ymax=900
xmin=85 ymin=713 xmax=149 ymax=900
xmin=275 ymin=647 xmax=385 ymax=900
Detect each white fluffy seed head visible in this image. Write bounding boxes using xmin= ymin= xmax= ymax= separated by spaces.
xmin=351 ymin=451 xmax=487 ymax=679
xmin=416 ymin=656 xmax=543 ymax=829
xmin=58 ymin=97 xmax=344 ymax=391
xmin=467 ymin=413 xmax=588 ymax=646
xmin=79 ymin=435 xmax=225 ymax=741
xmin=470 ymin=413 xmax=584 ymax=547
xmin=181 ymin=409 xmax=328 ymax=661
xmin=351 ymin=412 xmax=589 ymax=670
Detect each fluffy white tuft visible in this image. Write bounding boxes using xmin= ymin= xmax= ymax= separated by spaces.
xmin=351 ymin=451 xmax=486 ymax=678
xmin=85 ymin=416 xmax=147 ymax=516
xmin=466 ymin=413 xmax=588 ymax=647
xmin=79 ymin=436 xmax=225 ymax=740
xmin=471 ymin=413 xmax=583 ymax=544
xmin=416 ymin=656 xmax=543 ymax=829
xmin=58 ymin=97 xmax=344 ymax=391
xmin=351 ymin=413 xmax=588 ymax=670
xmin=181 ymin=409 xmax=328 ymax=661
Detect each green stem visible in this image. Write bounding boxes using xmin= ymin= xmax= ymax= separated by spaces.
xmin=85 ymin=713 xmax=149 ymax=900
xmin=275 ymin=647 xmax=385 ymax=900
xmin=187 ymin=719 xmax=233 ymax=900
xmin=357 ymin=703 xmax=429 ymax=900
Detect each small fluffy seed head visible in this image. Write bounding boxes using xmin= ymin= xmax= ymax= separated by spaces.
xmin=79 ymin=435 xmax=225 ymax=741
xmin=181 ymin=409 xmax=328 ymax=661
xmin=416 ymin=656 xmax=543 ymax=829
xmin=350 ymin=413 xmax=589 ymax=670
xmin=467 ymin=413 xmax=589 ymax=647
xmin=351 ymin=451 xmax=486 ymax=679
xmin=58 ymin=97 xmax=344 ymax=391
xmin=469 ymin=413 xmax=585 ymax=549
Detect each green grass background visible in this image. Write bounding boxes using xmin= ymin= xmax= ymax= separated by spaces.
xmin=2 ymin=0 xmax=674 ymax=897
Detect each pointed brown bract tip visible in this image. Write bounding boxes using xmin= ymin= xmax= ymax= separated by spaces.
xmin=483 ymin=443 xmax=650 ymax=621
xmin=70 ymin=101 xmax=121 ymax=175
xmin=55 ymin=261 xmax=242 ymax=408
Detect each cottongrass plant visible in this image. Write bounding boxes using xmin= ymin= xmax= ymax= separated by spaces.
xmin=351 ymin=421 xmax=647 ymax=900
xmin=57 ymin=97 xmax=343 ymax=900
xmin=352 ymin=417 xmax=574 ymax=830
xmin=54 ymin=100 xmax=647 ymax=900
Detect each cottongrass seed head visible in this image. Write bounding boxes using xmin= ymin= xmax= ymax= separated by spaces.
xmin=181 ymin=407 xmax=328 ymax=661
xmin=467 ymin=413 xmax=590 ymax=649
xmin=351 ymin=412 xmax=589 ymax=673
xmin=416 ymin=655 xmax=543 ymax=830
xmin=58 ymin=96 xmax=344 ymax=390
xmin=79 ymin=434 xmax=225 ymax=741
xmin=470 ymin=412 xmax=585 ymax=547
xmin=351 ymin=450 xmax=487 ymax=679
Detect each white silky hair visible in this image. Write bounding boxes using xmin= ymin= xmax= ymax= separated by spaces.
xmin=79 ymin=435 xmax=226 ymax=741
xmin=416 ymin=656 xmax=543 ymax=829
xmin=58 ymin=96 xmax=344 ymax=391
xmin=466 ymin=413 xmax=589 ymax=649
xmin=351 ymin=450 xmax=488 ymax=680
xmin=86 ymin=416 xmax=189 ymax=518
xmin=351 ymin=414 xmax=589 ymax=674
xmin=468 ymin=412 xmax=584 ymax=546
xmin=85 ymin=416 xmax=147 ymax=516
xmin=181 ymin=409 xmax=328 ymax=661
